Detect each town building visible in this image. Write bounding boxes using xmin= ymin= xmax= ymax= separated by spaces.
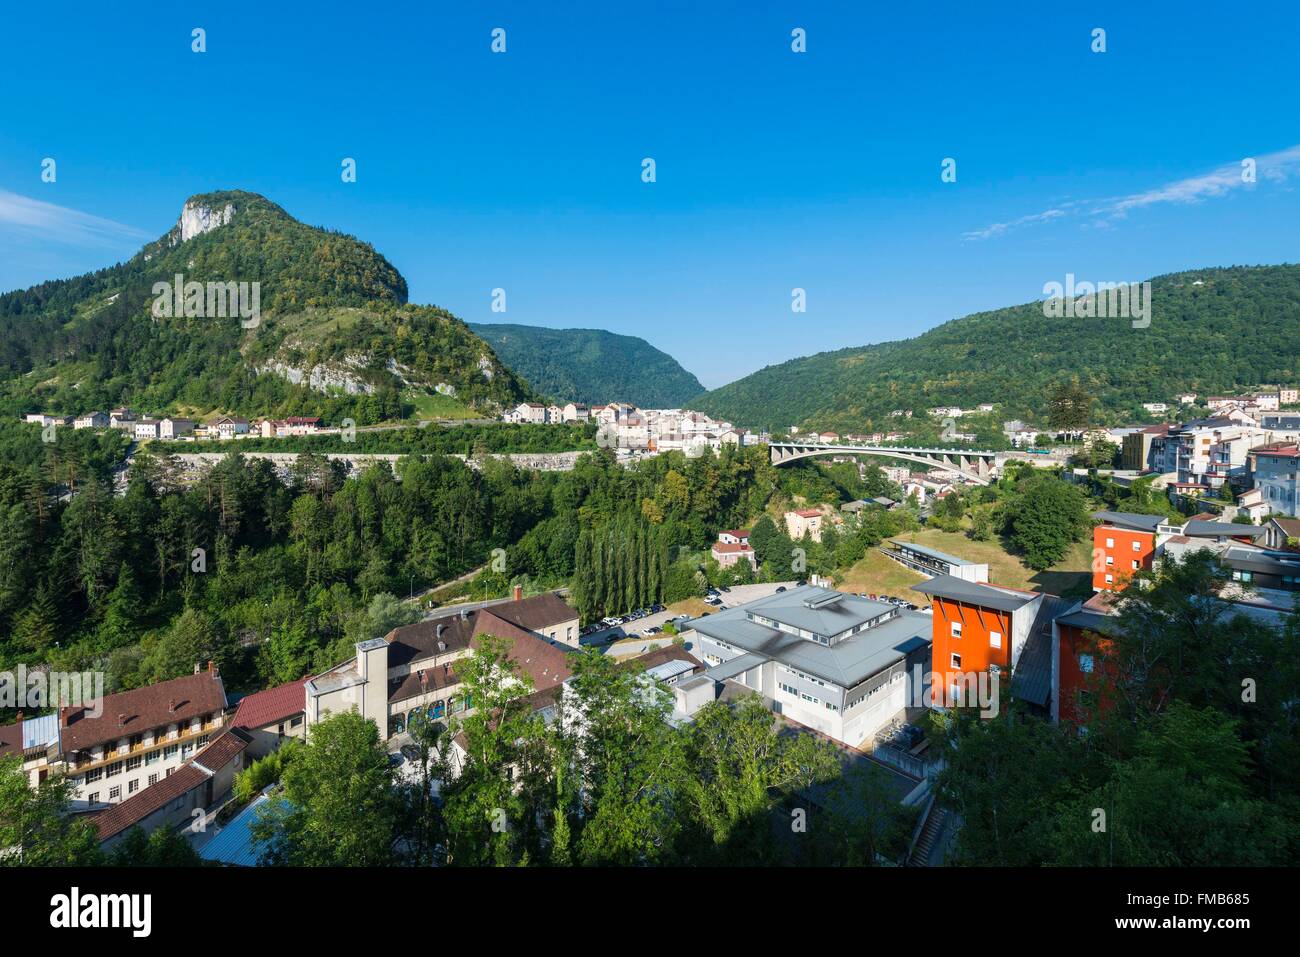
xmin=1250 ymin=442 xmax=1300 ymax=517
xmin=229 ymin=677 xmax=309 ymax=758
xmin=56 ymin=665 xmax=230 ymax=806
xmin=682 ymin=585 xmax=932 ymax=746
xmin=912 ymin=576 xmax=1068 ymax=711
xmin=712 ymin=529 xmax=757 ymax=570
xmin=785 ymin=508 xmax=824 ymax=542
xmin=214 ymin=416 xmax=250 ymax=439
xmin=73 ymin=411 xmax=108 ymax=430
xmin=883 ymin=540 xmax=989 ymax=583
xmin=134 ymin=420 xmax=160 ymax=440
xmin=91 ymin=727 xmax=252 ymax=850
xmin=1090 ymin=511 xmax=1162 ymax=591
xmin=304 ymin=592 xmax=579 ymax=739
xmin=159 ymin=417 xmax=195 ymax=439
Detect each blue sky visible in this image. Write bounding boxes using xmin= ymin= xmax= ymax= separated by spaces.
xmin=2 ymin=2 xmax=1297 ymax=388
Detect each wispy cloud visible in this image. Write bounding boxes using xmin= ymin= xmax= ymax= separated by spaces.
xmin=963 ymin=144 xmax=1300 ymax=241
xmin=0 ymin=189 xmax=151 ymax=247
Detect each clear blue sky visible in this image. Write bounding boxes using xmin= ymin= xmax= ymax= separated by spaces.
xmin=2 ymin=2 xmax=1297 ymax=388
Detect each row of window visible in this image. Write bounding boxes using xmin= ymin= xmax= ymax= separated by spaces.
xmin=949 ymin=621 xmax=1002 ymax=649
xmin=81 ymin=741 xmax=199 ymax=783
xmin=85 ymin=769 xmax=174 ymax=806
xmin=778 ymin=682 xmax=839 ymax=711
xmin=1103 ymin=538 xmax=1145 ymax=552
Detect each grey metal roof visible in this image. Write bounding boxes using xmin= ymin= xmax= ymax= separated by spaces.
xmin=22 ymin=714 xmax=60 ymax=750
xmin=1011 ymin=595 xmax=1072 ymax=707
xmin=704 ymin=652 xmax=767 ymax=682
xmin=1091 ymin=510 xmax=1164 ymax=533
xmin=911 ymin=575 xmax=1037 ymax=614
xmin=1054 ymin=609 xmax=1125 ymax=638
xmin=738 ymin=585 xmax=898 ymax=637
xmin=198 ymin=793 xmax=290 ymax=866
xmin=1183 ymin=520 xmax=1268 ymax=539
xmin=1221 ymin=546 xmax=1300 ymax=576
xmin=689 ymin=586 xmax=932 ymax=688
xmin=890 ymin=539 xmax=973 ymax=567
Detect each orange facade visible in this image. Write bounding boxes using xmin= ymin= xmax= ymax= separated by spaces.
xmin=1092 ymin=525 xmax=1154 ymax=592
xmin=1056 ymin=623 xmax=1116 ymax=727
xmin=930 ymin=596 xmax=1012 ymax=703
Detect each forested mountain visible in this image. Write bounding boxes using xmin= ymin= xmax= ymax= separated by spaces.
xmin=469 ymin=323 xmax=705 ymax=408
xmin=694 ymin=265 xmax=1300 ymax=431
xmin=0 ymin=190 xmax=530 ymax=423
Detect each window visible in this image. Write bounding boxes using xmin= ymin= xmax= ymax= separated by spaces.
xmin=1131 ymin=560 xmax=1139 ymax=570
xmin=1132 ymin=541 xmax=1142 ymax=552
xmin=290 ymin=716 xmax=303 ymax=728
xmin=87 ymin=793 xmax=98 ymax=804
xmin=148 ymin=774 xmax=158 ymax=786
xmin=128 ymin=779 xmax=140 ymax=794
xmin=145 ymin=749 xmax=160 ymax=765
xmin=85 ymin=768 xmax=103 ymax=784
xmin=108 ymin=786 xmax=121 ymax=802
xmin=1105 ymin=574 xmax=1114 ymax=584
xmin=125 ymin=756 xmax=142 ymax=772
xmin=163 ymin=745 xmax=179 ymax=760
xmin=950 ymin=621 xmax=962 ymax=639
xmin=1105 ymin=555 xmax=1114 ymax=565
xmin=1079 ymin=653 xmax=1094 ymax=674
xmin=1105 ymin=537 xmax=1114 ymax=548
xmin=105 ymin=761 xmax=122 ymax=778
xmin=950 ymin=653 xmax=962 ymax=669
xmin=989 ymin=631 xmax=1002 ymax=649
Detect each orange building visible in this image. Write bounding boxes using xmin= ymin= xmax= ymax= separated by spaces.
xmin=913 ymin=576 xmax=1047 ymax=707
xmin=1053 ymin=598 xmax=1125 ymax=727
xmin=1090 ymin=511 xmax=1162 ymax=592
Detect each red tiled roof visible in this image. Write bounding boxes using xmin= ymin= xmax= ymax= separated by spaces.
xmin=231 ymin=678 xmax=307 ymax=731
xmin=61 ymin=669 xmax=227 ymax=753
xmin=792 ymin=509 xmax=821 ymax=518
xmin=711 ymin=542 xmax=753 ymax=554
xmin=92 ymin=765 xmax=208 ymax=842
xmin=720 ymin=529 xmax=750 ymax=538
xmin=0 ymin=721 xmax=22 ymax=758
xmin=482 ymin=592 xmax=577 ymax=634
xmin=193 ymin=726 xmax=251 ymax=772
xmin=92 ymin=727 xmax=251 ymax=842
xmin=474 ymin=611 xmax=572 ymax=689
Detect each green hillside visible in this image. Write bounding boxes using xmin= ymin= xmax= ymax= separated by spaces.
xmin=0 ymin=190 xmax=530 ymax=422
xmin=469 ymin=322 xmax=705 ymax=408
xmin=694 ymin=265 xmax=1300 ymax=431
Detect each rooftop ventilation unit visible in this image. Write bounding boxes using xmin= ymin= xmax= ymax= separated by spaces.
xmin=802 ymin=592 xmax=845 ymax=610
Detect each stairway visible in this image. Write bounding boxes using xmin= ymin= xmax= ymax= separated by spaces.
xmin=907 ymin=806 xmax=948 ymax=866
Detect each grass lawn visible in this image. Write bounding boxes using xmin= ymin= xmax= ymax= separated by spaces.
xmin=668 ymin=597 xmax=716 ymax=619
xmin=841 ymin=527 xmax=1093 ymax=601
xmin=405 ymin=391 xmax=478 ymax=420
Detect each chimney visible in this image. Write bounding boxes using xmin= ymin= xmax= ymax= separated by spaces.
xmin=420 ymin=671 xmax=428 ymax=688
xmin=194 ymin=662 xmax=201 ymax=674
xmin=169 ymin=699 xmax=176 ymax=713
xmin=117 ymin=713 xmax=126 ymax=729
xmin=436 ymin=623 xmax=444 ymax=639
xmin=15 ymin=710 xmax=23 ymax=727
xmin=207 ymin=660 xmax=217 ymax=677
xmin=513 ymin=584 xmax=523 ymax=601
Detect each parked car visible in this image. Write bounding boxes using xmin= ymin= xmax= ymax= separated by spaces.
xmin=775 ymin=586 xmax=786 ymax=593
xmin=400 ymin=744 xmax=422 ymax=763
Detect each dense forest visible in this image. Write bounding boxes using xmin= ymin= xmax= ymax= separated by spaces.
xmin=0 ymin=422 xmax=778 ymax=702
xmin=0 ymin=190 xmax=530 ymax=424
xmin=695 ymin=264 xmax=1300 ymax=432
xmin=469 ymin=322 xmax=706 ymax=408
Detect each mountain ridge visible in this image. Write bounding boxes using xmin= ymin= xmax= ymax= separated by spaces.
xmin=468 ymin=322 xmax=705 ymax=408
xmin=692 ymin=264 xmax=1300 ymax=431
xmin=0 ymin=190 xmax=531 ymax=421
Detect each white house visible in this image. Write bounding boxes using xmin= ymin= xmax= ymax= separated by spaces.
xmin=73 ymin=412 xmax=109 ymax=430
xmin=159 ymin=417 xmax=195 ymax=439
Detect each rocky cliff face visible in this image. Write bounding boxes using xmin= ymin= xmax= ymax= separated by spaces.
xmin=178 ymin=200 xmax=236 ymax=242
